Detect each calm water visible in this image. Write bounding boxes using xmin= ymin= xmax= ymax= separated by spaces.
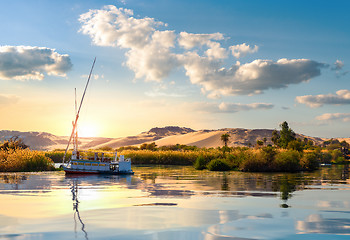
xmin=0 ymin=165 xmax=349 ymax=240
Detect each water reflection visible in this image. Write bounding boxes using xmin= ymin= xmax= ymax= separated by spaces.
xmin=296 ymin=212 xmax=350 ymax=234
xmin=0 ymin=165 xmax=349 ymax=239
xmin=71 ymin=179 xmax=88 ymax=240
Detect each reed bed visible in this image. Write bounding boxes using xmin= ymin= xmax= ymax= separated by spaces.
xmin=12 ymin=146 xmax=341 ymax=173
xmin=120 ymin=149 xmax=223 ymax=165
xmin=120 ymin=147 xmax=322 ymax=172
xmin=0 ymin=149 xmax=55 ymax=172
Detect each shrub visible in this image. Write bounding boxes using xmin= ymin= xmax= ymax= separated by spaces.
xmin=239 ymin=151 xmax=268 ymax=172
xmin=260 ymin=146 xmax=277 ymax=162
xmin=300 ymin=152 xmax=319 ymax=171
xmin=207 ymin=159 xmax=231 ymax=171
xmin=0 ymin=137 xmax=28 ymax=150
xmin=225 ymin=154 xmax=241 ymax=169
xmin=194 ymin=155 xmax=207 ymax=170
xmin=334 ymin=156 xmax=346 ymax=164
xmin=331 ymin=149 xmax=343 ymax=163
xmin=319 ymin=151 xmax=332 ymax=164
xmin=287 ymin=140 xmax=303 ymax=152
xmin=272 ymin=150 xmax=300 ymax=172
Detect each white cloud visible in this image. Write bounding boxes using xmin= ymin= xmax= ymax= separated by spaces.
xmin=332 ymin=60 xmax=344 ymax=70
xmin=178 ymin=32 xmax=224 ymax=49
xmin=182 ymin=57 xmax=326 ymax=97
xmin=124 ymin=31 xmax=180 ymax=82
xmin=79 ymin=6 xmax=180 ymax=82
xmin=79 ymin=5 xmax=327 ymax=97
xmin=296 ymin=89 xmax=350 ymax=108
xmin=178 ymin=32 xmax=227 ymax=60
xmin=79 ymin=6 xmax=163 ymax=49
xmin=190 ymin=101 xmax=273 ymax=113
xmin=0 ymin=45 xmax=72 ymax=81
xmin=316 ymin=113 xmax=350 ymax=122
xmin=230 ymin=43 xmax=258 ymax=58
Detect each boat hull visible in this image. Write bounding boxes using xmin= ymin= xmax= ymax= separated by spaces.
xmin=63 ymin=166 xmax=134 ymax=175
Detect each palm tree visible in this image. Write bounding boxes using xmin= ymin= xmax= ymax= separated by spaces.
xmin=221 ymin=133 xmax=230 ymax=147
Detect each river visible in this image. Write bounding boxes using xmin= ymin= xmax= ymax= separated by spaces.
xmin=0 ymin=165 xmax=349 ymax=239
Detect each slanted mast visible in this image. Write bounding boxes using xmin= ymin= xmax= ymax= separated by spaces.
xmin=62 ymin=58 xmax=133 ymax=175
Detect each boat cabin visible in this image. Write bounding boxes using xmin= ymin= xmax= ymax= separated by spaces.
xmin=65 ymin=151 xmax=132 ymax=174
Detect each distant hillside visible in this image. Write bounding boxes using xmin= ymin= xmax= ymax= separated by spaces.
xmin=0 ymin=126 xmax=195 ymax=150
xmin=0 ymin=130 xmax=67 ymax=150
xmin=153 ymin=128 xmax=327 ymax=148
xmin=90 ymin=126 xmax=195 ymax=149
xmin=0 ymin=127 xmax=348 ymax=151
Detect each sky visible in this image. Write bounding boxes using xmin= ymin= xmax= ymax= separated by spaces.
xmin=0 ymin=0 xmax=349 ymax=138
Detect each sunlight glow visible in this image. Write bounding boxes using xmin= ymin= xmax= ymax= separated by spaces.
xmin=78 ymin=122 xmax=99 ymax=138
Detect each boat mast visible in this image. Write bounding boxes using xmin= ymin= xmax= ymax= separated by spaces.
xmin=62 ymin=57 xmax=96 ymax=164
xmin=73 ymin=88 xmax=78 ymax=152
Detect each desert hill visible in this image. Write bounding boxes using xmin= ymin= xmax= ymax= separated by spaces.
xmin=0 ymin=126 xmax=195 ymax=150
xmin=0 ymin=126 xmax=348 ymax=151
xmin=153 ymin=128 xmax=327 ymax=148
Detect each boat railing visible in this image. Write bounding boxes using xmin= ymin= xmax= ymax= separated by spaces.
xmin=72 ymin=150 xmax=128 ymax=163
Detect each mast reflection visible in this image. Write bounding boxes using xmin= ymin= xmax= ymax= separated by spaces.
xmin=71 ymin=179 xmax=88 ymax=240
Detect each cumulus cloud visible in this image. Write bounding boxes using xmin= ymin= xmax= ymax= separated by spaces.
xmin=230 ymin=43 xmax=258 ymax=58
xmin=79 ymin=6 xmax=162 ymax=48
xmin=178 ymin=32 xmax=227 ymax=60
xmin=79 ymin=5 xmax=327 ymax=97
xmin=316 ymin=113 xmax=350 ymax=122
xmin=183 ymin=57 xmax=326 ymax=96
xmin=190 ymin=101 xmax=274 ymax=113
xmin=178 ymin=32 xmax=224 ymax=49
xmin=125 ymin=30 xmax=180 ymax=82
xmin=0 ymin=45 xmax=72 ymax=81
xmin=79 ymin=6 xmax=180 ymax=82
xmin=296 ymin=89 xmax=350 ymax=108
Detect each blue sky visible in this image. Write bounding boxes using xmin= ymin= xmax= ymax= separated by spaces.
xmin=0 ymin=0 xmax=349 ymax=138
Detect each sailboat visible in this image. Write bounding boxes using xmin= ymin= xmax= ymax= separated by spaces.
xmin=62 ymin=58 xmax=134 ymax=175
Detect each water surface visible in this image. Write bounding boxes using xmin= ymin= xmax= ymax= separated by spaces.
xmin=0 ymin=165 xmax=349 ymax=239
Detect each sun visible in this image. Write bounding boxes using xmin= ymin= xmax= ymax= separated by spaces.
xmin=77 ymin=123 xmax=99 ymax=138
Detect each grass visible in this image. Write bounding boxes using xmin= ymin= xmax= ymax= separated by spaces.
xmin=0 ymin=149 xmax=55 ymax=172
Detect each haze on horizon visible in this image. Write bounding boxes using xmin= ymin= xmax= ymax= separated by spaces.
xmin=0 ymin=0 xmax=349 ymax=139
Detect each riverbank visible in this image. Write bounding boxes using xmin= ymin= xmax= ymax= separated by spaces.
xmin=1 ymin=146 xmax=347 ymax=173
xmin=121 ymin=147 xmax=323 ymax=172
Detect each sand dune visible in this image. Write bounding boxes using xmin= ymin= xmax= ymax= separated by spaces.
xmin=1 ymin=127 xmax=348 ymax=150
xmin=155 ymin=130 xmax=227 ymax=148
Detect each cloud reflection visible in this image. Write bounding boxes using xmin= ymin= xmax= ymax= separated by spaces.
xmin=296 ymin=213 xmax=350 ymax=234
